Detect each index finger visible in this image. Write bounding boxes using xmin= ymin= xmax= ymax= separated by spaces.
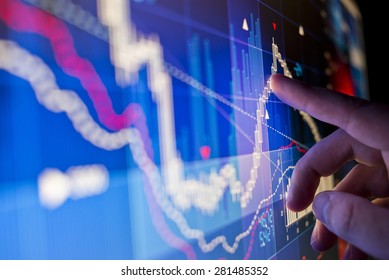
xmin=270 ymin=74 xmax=389 ymax=151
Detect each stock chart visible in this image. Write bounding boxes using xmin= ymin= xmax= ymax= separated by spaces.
xmin=0 ymin=0 xmax=368 ymax=259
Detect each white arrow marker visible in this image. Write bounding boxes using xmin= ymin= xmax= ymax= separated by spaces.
xmin=242 ymin=18 xmax=249 ymax=31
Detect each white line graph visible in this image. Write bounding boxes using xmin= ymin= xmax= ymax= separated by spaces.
xmin=0 ymin=0 xmax=334 ymax=255
xmin=97 ymin=0 xmax=328 ymax=214
xmin=38 ymin=164 xmax=109 ymax=209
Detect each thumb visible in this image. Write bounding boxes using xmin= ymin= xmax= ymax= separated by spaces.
xmin=313 ymin=191 xmax=389 ymax=259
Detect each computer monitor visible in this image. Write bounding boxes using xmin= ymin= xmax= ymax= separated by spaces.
xmin=0 ymin=0 xmax=368 ymax=259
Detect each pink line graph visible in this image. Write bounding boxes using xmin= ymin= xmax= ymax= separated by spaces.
xmin=0 ymin=0 xmax=196 ymax=259
xmin=280 ymin=140 xmax=307 ymax=154
xmin=243 ymin=211 xmax=268 ymax=260
xmin=1 ymin=0 xmax=137 ymax=131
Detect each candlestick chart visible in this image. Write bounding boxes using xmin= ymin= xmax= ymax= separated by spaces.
xmin=0 ymin=0 xmax=368 ymax=259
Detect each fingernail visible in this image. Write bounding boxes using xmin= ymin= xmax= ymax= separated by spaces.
xmin=342 ymin=247 xmax=351 ymax=260
xmin=313 ymin=192 xmax=331 ymax=225
xmin=310 ymin=224 xmax=320 ymax=249
xmin=286 ymin=189 xmax=293 ymax=207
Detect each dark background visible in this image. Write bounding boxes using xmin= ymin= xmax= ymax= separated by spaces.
xmin=354 ymin=0 xmax=384 ymax=104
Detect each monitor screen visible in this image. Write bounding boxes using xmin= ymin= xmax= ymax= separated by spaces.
xmin=0 ymin=0 xmax=368 ymax=259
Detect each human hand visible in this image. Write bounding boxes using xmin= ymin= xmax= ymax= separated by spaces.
xmin=270 ymin=74 xmax=389 ymax=260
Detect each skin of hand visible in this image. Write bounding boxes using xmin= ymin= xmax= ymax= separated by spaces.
xmin=270 ymin=74 xmax=389 ymax=260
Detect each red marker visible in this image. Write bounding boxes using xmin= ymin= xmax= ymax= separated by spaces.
xmin=200 ymin=146 xmax=211 ymax=160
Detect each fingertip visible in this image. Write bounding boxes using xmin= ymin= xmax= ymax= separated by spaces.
xmin=286 ymin=196 xmax=299 ymax=212
xmin=286 ymin=196 xmax=308 ymax=213
xmin=285 ymin=189 xmax=301 ymax=212
xmin=310 ymin=220 xmax=338 ymax=252
xmin=285 ymin=188 xmax=293 ymax=207
xmin=269 ymin=73 xmax=288 ymax=93
xmin=310 ymin=222 xmax=321 ymax=250
xmin=286 ymin=182 xmax=316 ymax=212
